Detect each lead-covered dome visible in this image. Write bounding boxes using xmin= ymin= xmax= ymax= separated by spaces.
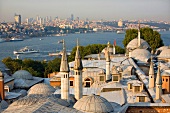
xmin=127 ymin=38 xmax=150 ymax=50
xmin=28 ymin=83 xmax=56 ymax=95
xmin=12 ymin=70 xmax=33 ymax=80
xmin=158 ymin=48 xmax=170 ymax=58
xmin=73 ymin=94 xmax=114 ymax=113
xmin=131 ymin=49 xmax=151 ymax=62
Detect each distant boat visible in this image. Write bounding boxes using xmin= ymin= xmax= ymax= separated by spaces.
xmin=55 ymin=34 xmax=67 ymax=37
xmin=116 ymin=30 xmax=125 ymax=34
xmin=39 ymin=38 xmax=43 ymax=40
xmin=13 ymin=46 xmax=39 ymax=54
xmin=10 ymin=37 xmax=23 ymax=41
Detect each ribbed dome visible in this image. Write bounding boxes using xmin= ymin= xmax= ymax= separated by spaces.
xmin=12 ymin=70 xmax=33 ymax=80
xmin=73 ymin=94 xmax=114 ymax=113
xmin=131 ymin=49 xmax=151 ymax=62
xmin=28 ymin=83 xmax=56 ymax=95
xmin=127 ymin=38 xmax=150 ymax=50
xmin=158 ymin=49 xmax=170 ymax=58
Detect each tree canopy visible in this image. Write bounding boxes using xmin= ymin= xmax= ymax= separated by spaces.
xmin=123 ymin=27 xmax=164 ymax=51
xmin=2 ymin=44 xmax=125 ymax=78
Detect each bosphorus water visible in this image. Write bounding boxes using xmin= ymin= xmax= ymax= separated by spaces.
xmin=0 ymin=31 xmax=170 ymax=61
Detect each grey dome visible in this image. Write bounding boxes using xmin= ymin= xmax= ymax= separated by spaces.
xmin=0 ymin=100 xmax=8 ymax=109
xmin=73 ymin=94 xmax=114 ymax=113
xmin=127 ymin=38 xmax=150 ymax=50
xmin=28 ymin=83 xmax=56 ymax=95
xmin=158 ymin=49 xmax=170 ymax=58
xmin=12 ymin=70 xmax=33 ymax=80
xmin=131 ymin=49 xmax=151 ymax=62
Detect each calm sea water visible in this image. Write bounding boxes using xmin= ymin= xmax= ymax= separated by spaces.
xmin=0 ymin=31 xmax=170 ymax=61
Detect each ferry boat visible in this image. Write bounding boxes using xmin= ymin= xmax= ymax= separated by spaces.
xmin=13 ymin=46 xmax=39 ymax=54
xmin=116 ymin=30 xmax=125 ymax=34
xmin=10 ymin=37 xmax=23 ymax=41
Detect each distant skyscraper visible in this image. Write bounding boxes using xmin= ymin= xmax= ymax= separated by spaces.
xmin=71 ymin=14 xmax=74 ymax=21
xmin=14 ymin=14 xmax=21 ymax=25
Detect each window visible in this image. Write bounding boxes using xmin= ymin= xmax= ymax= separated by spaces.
xmin=78 ymin=72 xmax=80 ymax=75
xmin=166 ymin=79 xmax=168 ymax=82
xmin=135 ymin=86 xmax=140 ymax=92
xmin=130 ymin=84 xmax=132 ymax=89
xmin=163 ymin=78 xmax=164 ymax=81
xmin=139 ymin=96 xmax=145 ymax=102
xmin=100 ymin=76 xmax=105 ymax=81
xmin=113 ymin=76 xmax=118 ymax=81
xmin=70 ymin=81 xmax=73 ymax=86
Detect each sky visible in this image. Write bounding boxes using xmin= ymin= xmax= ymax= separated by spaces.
xmin=0 ymin=0 xmax=170 ymax=22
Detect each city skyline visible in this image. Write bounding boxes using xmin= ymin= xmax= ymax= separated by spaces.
xmin=0 ymin=0 xmax=170 ymax=22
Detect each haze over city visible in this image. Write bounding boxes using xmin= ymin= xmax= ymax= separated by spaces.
xmin=0 ymin=0 xmax=170 ymax=22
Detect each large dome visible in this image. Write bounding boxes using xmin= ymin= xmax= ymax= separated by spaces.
xmin=131 ymin=49 xmax=151 ymax=62
xmin=73 ymin=94 xmax=114 ymax=113
xmin=28 ymin=83 xmax=56 ymax=95
xmin=127 ymin=38 xmax=150 ymax=50
xmin=158 ymin=49 xmax=170 ymax=58
xmin=12 ymin=70 xmax=33 ymax=80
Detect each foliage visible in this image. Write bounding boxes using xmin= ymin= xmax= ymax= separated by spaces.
xmin=44 ymin=58 xmax=61 ymax=77
xmin=2 ymin=57 xmax=45 ymax=77
xmin=123 ymin=27 xmax=164 ymax=51
xmin=2 ymin=44 xmax=125 ymax=78
xmin=68 ymin=44 xmax=125 ymax=61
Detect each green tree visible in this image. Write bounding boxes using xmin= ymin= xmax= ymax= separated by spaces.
xmin=44 ymin=58 xmax=61 ymax=77
xmin=123 ymin=27 xmax=164 ymax=51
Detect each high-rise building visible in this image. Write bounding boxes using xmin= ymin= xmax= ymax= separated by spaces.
xmin=118 ymin=19 xmax=123 ymax=27
xmin=14 ymin=14 xmax=21 ymax=25
xmin=71 ymin=14 xmax=74 ymax=21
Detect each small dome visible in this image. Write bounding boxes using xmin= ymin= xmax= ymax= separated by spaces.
xmin=158 ymin=49 xmax=170 ymax=58
xmin=12 ymin=70 xmax=33 ymax=80
xmin=0 ymin=100 xmax=8 ymax=109
xmin=73 ymin=94 xmax=114 ymax=113
xmin=155 ymin=46 xmax=169 ymax=55
xmin=131 ymin=49 xmax=151 ymax=62
xmin=28 ymin=83 xmax=56 ymax=95
xmin=127 ymin=38 xmax=150 ymax=50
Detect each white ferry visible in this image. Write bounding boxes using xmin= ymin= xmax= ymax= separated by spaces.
xmin=10 ymin=37 xmax=23 ymax=41
xmin=13 ymin=46 xmax=39 ymax=54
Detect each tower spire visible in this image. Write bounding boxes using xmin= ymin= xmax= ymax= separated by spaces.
xmin=149 ymin=56 xmax=155 ymax=88
xmin=60 ymin=40 xmax=70 ymax=102
xmin=138 ymin=20 xmax=141 ymax=47
xmin=0 ymin=71 xmax=5 ymax=100
xmin=156 ymin=62 xmax=162 ymax=100
xmin=60 ymin=39 xmax=69 ymax=72
xmin=74 ymin=39 xmax=83 ymax=100
xmin=106 ymin=44 xmax=111 ymax=81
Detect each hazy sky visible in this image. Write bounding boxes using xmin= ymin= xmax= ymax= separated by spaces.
xmin=0 ymin=0 xmax=170 ymax=22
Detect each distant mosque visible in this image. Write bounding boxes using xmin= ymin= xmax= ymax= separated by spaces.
xmin=1 ymin=22 xmax=170 ymax=112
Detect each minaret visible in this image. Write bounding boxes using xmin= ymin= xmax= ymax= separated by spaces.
xmin=138 ymin=21 xmax=141 ymax=47
xmin=60 ymin=39 xmax=70 ymax=101
xmin=149 ymin=56 xmax=155 ymax=88
xmin=106 ymin=43 xmax=111 ymax=81
xmin=113 ymin=40 xmax=116 ymax=55
xmin=155 ymin=63 xmax=162 ymax=100
xmin=74 ymin=39 xmax=83 ymax=100
xmin=0 ymin=71 xmax=5 ymax=100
